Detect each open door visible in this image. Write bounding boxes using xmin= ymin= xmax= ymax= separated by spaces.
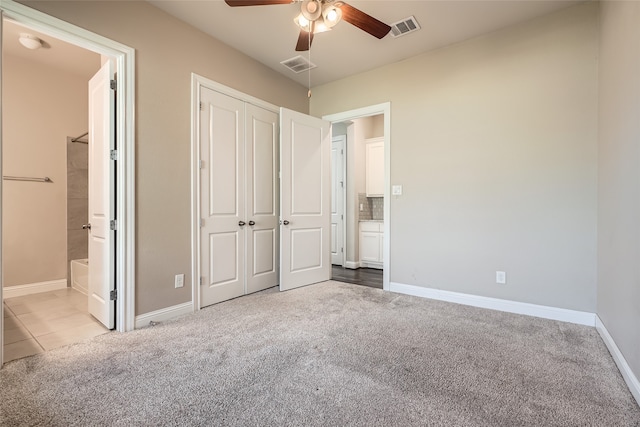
xmin=1 ymin=13 xmax=4 ymax=367
xmin=279 ymin=108 xmax=331 ymax=291
xmin=331 ymin=136 xmax=345 ymax=266
xmin=87 ymin=61 xmax=115 ymax=329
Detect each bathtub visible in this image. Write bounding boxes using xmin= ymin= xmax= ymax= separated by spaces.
xmin=70 ymin=258 xmax=89 ymax=295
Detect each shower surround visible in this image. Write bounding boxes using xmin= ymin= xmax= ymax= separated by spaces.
xmin=67 ymin=138 xmax=89 ymax=285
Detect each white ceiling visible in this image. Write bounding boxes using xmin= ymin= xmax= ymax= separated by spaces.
xmin=2 ymin=20 xmax=100 ymax=80
xmin=149 ymin=0 xmax=583 ymax=87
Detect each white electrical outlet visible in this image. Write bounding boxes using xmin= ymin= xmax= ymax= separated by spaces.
xmin=175 ymin=274 xmax=185 ymax=288
xmin=359 ymin=203 xmax=364 ymax=211
xmin=496 ymin=271 xmax=506 ymax=284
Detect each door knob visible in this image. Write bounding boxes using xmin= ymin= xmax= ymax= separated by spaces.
xmin=238 ymin=221 xmax=246 ymax=227
xmin=283 ymin=220 xmax=290 ymax=225
xmin=248 ymin=220 xmax=256 ymax=226
xmin=82 ymin=224 xmax=92 ymax=230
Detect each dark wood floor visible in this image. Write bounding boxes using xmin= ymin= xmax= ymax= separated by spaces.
xmin=331 ymin=266 xmax=383 ymax=289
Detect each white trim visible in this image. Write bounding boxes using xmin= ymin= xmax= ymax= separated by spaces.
xmin=344 ymin=261 xmax=361 ymax=270
xmin=134 ymin=302 xmax=194 ymax=329
xmin=2 ymin=280 xmax=67 ymax=299
xmin=323 ymin=103 xmax=391 ymax=291
xmin=0 ymin=0 xmax=136 ymax=333
xmin=596 ymin=316 xmax=640 ymax=406
xmin=390 ymin=282 xmax=596 ymax=326
xmin=191 ymin=74 xmax=280 ymax=312
xmin=360 ymin=261 xmax=383 ymax=269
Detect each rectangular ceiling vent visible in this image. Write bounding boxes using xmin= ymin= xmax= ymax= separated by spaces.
xmin=390 ymin=16 xmax=421 ymax=38
xmin=281 ymin=55 xmax=317 ymax=74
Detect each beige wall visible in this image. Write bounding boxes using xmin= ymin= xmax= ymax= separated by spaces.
xmin=2 ymin=53 xmax=93 ymax=287
xmin=597 ymin=0 xmax=640 ymax=384
xmin=20 ymin=1 xmax=309 ymax=314
xmin=312 ymin=2 xmax=599 ymax=311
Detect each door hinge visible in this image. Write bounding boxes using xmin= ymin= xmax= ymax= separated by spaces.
xmin=199 ymin=277 xmax=203 ymax=286
xmin=110 ymin=289 xmax=117 ymax=301
xmin=110 ymin=150 xmax=118 ymax=161
xmin=200 ymin=218 xmax=204 ymax=228
xmin=341 ymin=214 xmax=344 ymax=220
xmin=199 ymin=102 xmax=204 ymax=111
xmin=340 ymin=181 xmax=344 ymax=188
xmin=110 ymin=80 xmax=117 ymax=91
xmin=200 ymin=159 xmax=204 ymax=169
xmin=110 ymin=220 xmax=117 ymax=231
xmin=341 ymin=149 xmax=344 ymax=154
xmin=341 ymin=248 xmax=344 ymax=253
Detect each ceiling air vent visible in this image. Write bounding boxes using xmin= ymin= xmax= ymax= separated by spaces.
xmin=280 ymin=55 xmax=317 ymax=74
xmin=390 ymin=16 xmax=421 ymax=38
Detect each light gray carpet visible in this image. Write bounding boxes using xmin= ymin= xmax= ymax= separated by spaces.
xmin=1 ymin=281 xmax=639 ymax=426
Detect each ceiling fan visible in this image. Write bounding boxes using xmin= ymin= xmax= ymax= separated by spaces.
xmin=224 ymin=0 xmax=392 ymax=51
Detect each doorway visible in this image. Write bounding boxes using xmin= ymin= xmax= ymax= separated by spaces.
xmin=325 ymin=104 xmax=391 ymax=291
xmin=1 ymin=20 xmax=109 ymax=361
xmin=0 ymin=1 xmax=136 ymax=367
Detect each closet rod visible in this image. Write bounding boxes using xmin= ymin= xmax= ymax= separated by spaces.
xmin=71 ymin=131 xmax=88 ymax=143
xmin=3 ymin=176 xmax=53 ymax=183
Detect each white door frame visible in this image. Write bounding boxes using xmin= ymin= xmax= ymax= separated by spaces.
xmin=0 ymin=0 xmax=136 ymax=367
xmin=190 ymin=73 xmax=279 ymax=311
xmin=323 ymin=103 xmax=391 ymax=291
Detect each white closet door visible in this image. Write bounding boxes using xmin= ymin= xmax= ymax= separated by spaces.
xmin=200 ymin=88 xmax=245 ymax=307
xmin=279 ymin=108 xmax=331 ymax=291
xmin=245 ymin=104 xmax=279 ymax=293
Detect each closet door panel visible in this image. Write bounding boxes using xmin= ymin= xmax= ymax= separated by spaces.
xmin=200 ymin=88 xmax=245 ymax=307
xmin=246 ymin=104 xmax=278 ymax=294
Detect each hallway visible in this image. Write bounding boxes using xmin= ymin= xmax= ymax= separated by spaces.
xmin=331 ymin=266 xmax=383 ymax=289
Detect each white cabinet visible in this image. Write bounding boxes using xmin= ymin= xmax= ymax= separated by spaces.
xmin=365 ymin=137 xmax=384 ymax=197
xmin=359 ymin=221 xmax=383 ymax=269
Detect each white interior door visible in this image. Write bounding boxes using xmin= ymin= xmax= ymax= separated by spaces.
xmin=88 ymin=61 xmax=115 ymax=329
xmin=280 ymin=108 xmax=331 ymax=291
xmin=200 ymin=88 xmax=246 ymax=307
xmin=1 ymin=14 xmax=4 ymax=366
xmin=245 ymin=104 xmax=279 ymax=294
xmin=331 ymin=137 xmax=345 ymax=266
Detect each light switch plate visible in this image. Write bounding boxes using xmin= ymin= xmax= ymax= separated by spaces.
xmin=175 ymin=274 xmax=185 ymax=288
xmin=392 ymin=185 xmax=403 ymax=196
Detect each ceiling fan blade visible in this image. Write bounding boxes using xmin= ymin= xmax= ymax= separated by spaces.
xmin=224 ymin=0 xmax=293 ymax=6
xmin=337 ymin=2 xmax=391 ymax=39
xmin=295 ymin=27 xmax=315 ymax=52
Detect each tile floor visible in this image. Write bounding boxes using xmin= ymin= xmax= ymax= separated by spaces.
xmin=3 ymin=288 xmax=109 ymax=363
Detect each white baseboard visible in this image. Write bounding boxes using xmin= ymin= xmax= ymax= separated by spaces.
xmin=134 ymin=302 xmax=194 ymax=329
xmin=344 ymin=261 xmax=360 ymax=269
xmin=2 ymin=279 xmax=68 ymax=299
xmin=389 ymin=282 xmax=596 ymax=326
xmin=596 ymin=316 xmax=640 ymax=406
xmin=360 ymin=261 xmax=383 ymax=269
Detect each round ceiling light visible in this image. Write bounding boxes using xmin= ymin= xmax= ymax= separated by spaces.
xmin=18 ymin=33 xmax=43 ymax=50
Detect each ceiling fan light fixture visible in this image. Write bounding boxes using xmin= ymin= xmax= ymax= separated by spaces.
xmin=313 ymin=19 xmax=332 ymax=34
xmin=322 ymin=4 xmax=342 ymax=28
xmin=301 ymin=0 xmax=322 ymax=21
xmin=294 ymin=13 xmax=311 ymax=31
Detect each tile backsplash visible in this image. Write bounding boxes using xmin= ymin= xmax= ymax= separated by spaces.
xmin=358 ymin=193 xmax=384 ymax=220
xmin=371 ymin=197 xmax=384 ymax=220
